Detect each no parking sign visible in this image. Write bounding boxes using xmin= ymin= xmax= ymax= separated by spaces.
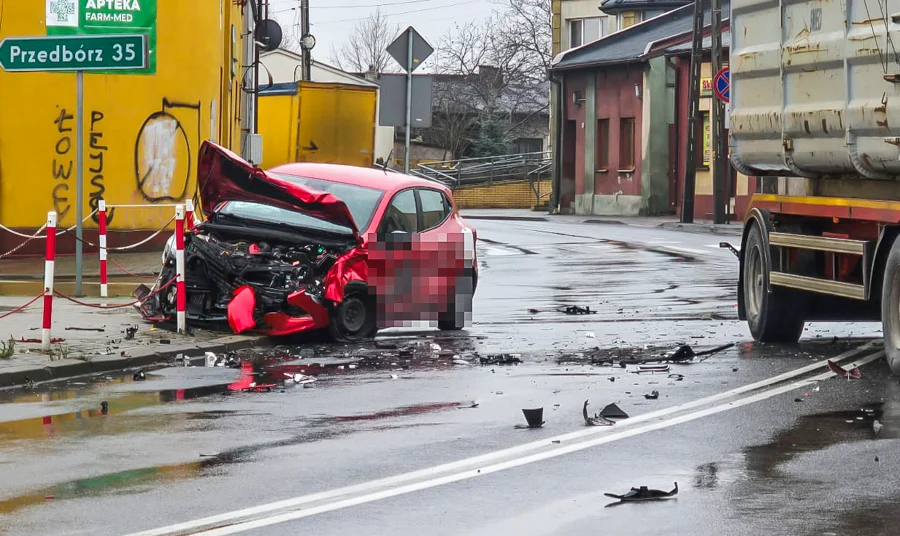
xmin=713 ymin=67 xmax=729 ymax=103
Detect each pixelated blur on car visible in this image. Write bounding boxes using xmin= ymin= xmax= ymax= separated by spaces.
xmin=136 ymin=141 xmax=478 ymax=342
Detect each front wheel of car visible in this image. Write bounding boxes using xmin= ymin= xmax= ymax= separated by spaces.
xmin=329 ymin=293 xmax=377 ymax=342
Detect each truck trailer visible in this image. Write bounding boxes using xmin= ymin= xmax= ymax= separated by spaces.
xmin=730 ymin=0 xmax=900 ymax=372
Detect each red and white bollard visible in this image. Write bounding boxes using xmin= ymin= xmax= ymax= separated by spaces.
xmin=42 ymin=211 xmax=57 ymax=352
xmin=174 ymin=205 xmax=187 ymax=334
xmin=98 ymin=199 xmax=108 ymax=305
xmin=185 ymin=199 xmax=195 ymax=231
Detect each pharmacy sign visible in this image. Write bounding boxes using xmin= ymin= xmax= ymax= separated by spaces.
xmin=46 ymin=0 xmax=156 ymax=74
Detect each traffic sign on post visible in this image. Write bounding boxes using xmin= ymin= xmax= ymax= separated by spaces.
xmin=387 ymin=26 xmax=434 ymax=175
xmin=713 ymin=67 xmax=729 ymax=103
xmin=0 ymin=34 xmax=148 ymax=72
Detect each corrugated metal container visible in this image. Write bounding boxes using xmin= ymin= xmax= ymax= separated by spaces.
xmin=258 ymin=81 xmax=377 ymax=169
xmin=730 ymin=0 xmax=900 ymax=179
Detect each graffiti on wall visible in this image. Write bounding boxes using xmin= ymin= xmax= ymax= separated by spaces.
xmin=88 ymin=111 xmax=115 ymax=224
xmin=52 ymin=106 xmax=74 ymax=223
xmin=46 ymin=97 xmax=205 ymax=229
xmin=134 ymin=98 xmax=201 ymax=203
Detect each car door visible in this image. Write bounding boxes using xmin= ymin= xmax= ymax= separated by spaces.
xmin=369 ymin=189 xmax=421 ymax=327
xmin=415 ymin=187 xmax=459 ymax=321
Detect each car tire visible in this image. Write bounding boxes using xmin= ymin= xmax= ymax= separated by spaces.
xmin=880 ymin=237 xmax=900 ymax=375
xmin=743 ymin=222 xmax=805 ymax=343
xmin=329 ymin=293 xmax=377 ymax=342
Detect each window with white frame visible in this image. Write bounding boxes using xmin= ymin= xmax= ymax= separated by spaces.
xmin=568 ymin=17 xmax=610 ymax=49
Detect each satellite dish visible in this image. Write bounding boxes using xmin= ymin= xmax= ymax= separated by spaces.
xmin=256 ymin=19 xmax=283 ymax=52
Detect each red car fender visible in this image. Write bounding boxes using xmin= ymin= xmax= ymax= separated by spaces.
xmin=323 ymin=247 xmax=368 ymax=303
xmin=227 ymin=285 xmax=257 ymax=334
xmin=286 ymin=289 xmax=330 ymax=327
xmin=260 ymin=313 xmax=321 ymax=336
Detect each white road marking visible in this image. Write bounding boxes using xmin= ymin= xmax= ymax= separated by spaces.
xmin=127 ymin=342 xmax=880 ymax=536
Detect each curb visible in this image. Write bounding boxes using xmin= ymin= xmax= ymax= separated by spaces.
xmin=461 ymin=215 xmax=549 ymax=222
xmin=0 ymin=334 xmax=269 ymax=389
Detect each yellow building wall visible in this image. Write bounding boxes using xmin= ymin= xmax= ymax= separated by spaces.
xmin=258 ymin=82 xmax=377 ymax=170
xmin=258 ymin=94 xmax=296 ymax=170
xmin=0 ymin=0 xmax=247 ymax=231
xmin=452 ymin=180 xmax=553 ymax=210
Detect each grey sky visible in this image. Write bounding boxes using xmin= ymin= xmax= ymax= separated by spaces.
xmin=269 ymin=0 xmax=499 ymax=71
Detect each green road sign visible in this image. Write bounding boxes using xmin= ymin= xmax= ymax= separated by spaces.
xmin=0 ymin=34 xmax=147 ymax=72
xmin=47 ymin=0 xmax=158 ymax=75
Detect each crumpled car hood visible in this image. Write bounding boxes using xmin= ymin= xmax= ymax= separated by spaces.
xmin=197 ymin=141 xmax=359 ymax=236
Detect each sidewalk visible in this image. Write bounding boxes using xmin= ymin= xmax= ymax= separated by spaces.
xmin=0 ymin=296 xmax=265 ymax=389
xmin=460 ymin=209 xmax=743 ymax=236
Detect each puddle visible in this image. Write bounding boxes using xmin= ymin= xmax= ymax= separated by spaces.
xmin=329 ymin=402 xmax=468 ymax=422
xmin=744 ymin=402 xmax=888 ymax=478
xmin=0 ymin=406 xmax=452 ymax=517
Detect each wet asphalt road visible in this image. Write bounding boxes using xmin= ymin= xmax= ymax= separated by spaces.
xmin=0 ymin=218 xmax=894 ymax=536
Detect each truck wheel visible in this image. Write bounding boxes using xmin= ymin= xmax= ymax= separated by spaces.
xmin=329 ymin=293 xmax=377 ymax=342
xmin=880 ymin=238 xmax=900 ymax=374
xmin=743 ymin=222 xmax=805 ymax=343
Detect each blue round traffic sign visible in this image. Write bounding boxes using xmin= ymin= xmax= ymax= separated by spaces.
xmin=714 ymin=67 xmax=729 ymax=103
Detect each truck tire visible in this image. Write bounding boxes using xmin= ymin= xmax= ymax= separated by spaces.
xmin=880 ymin=238 xmax=900 ymax=374
xmin=743 ymin=222 xmax=805 ymax=343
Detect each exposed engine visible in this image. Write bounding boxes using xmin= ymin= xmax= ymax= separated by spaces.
xmin=149 ymin=227 xmax=350 ymax=324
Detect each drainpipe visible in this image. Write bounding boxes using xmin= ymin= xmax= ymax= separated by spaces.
xmin=549 ymin=73 xmax=564 ymax=212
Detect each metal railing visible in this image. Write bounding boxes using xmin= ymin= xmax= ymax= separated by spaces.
xmin=411 ymin=151 xmax=552 ymax=189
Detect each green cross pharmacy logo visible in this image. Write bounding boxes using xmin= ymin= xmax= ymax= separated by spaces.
xmin=47 ymin=0 xmax=79 ymax=28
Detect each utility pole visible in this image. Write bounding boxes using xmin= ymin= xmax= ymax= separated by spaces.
xmin=680 ymin=0 xmax=704 ymax=224
xmin=710 ymin=0 xmax=726 ymax=224
xmin=300 ymin=0 xmax=311 ymax=81
xmin=253 ymin=0 xmax=263 ymax=135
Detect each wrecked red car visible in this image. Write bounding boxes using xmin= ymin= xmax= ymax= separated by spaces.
xmin=136 ymin=141 xmax=478 ymax=341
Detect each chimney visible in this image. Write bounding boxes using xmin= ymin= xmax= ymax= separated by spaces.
xmin=364 ymin=64 xmax=378 ymax=82
xmin=478 ymin=65 xmax=503 ymax=87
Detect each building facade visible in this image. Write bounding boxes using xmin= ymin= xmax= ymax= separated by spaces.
xmin=0 ymin=0 xmax=257 ymax=252
xmin=550 ymin=1 xmax=753 ymax=219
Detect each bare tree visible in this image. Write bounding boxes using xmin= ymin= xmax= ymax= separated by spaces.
xmin=428 ymin=5 xmax=551 ymax=159
xmin=330 ymin=9 xmax=402 ymax=73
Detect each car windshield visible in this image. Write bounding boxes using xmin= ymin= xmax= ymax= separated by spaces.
xmin=272 ymin=173 xmax=386 ymax=232
xmin=215 ymin=201 xmax=357 ymax=235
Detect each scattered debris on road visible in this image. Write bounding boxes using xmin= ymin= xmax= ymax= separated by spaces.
xmin=65 ymin=327 xmax=105 ymax=332
xmin=515 ymin=408 xmax=545 ymax=429
xmin=133 ymin=370 xmax=146 ymax=381
xmin=284 ymin=373 xmax=317 ymax=385
xmin=668 ymin=373 xmax=685 ymax=381
xmin=644 ymin=390 xmax=660 ymax=400
xmin=600 ymin=403 xmax=629 ymax=420
xmin=827 ymin=359 xmax=862 ymax=380
xmin=583 ymin=400 xmax=614 ymax=426
xmin=561 ymin=305 xmax=596 ymax=315
xmin=605 ymin=483 xmax=679 ymax=502
xmin=125 ymin=325 xmax=139 ymax=340
xmin=478 ymin=353 xmax=522 ymax=366
xmin=631 ymin=364 xmax=670 ymax=374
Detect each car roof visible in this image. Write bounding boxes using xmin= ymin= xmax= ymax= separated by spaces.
xmin=267 ymin=162 xmax=453 ymax=196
